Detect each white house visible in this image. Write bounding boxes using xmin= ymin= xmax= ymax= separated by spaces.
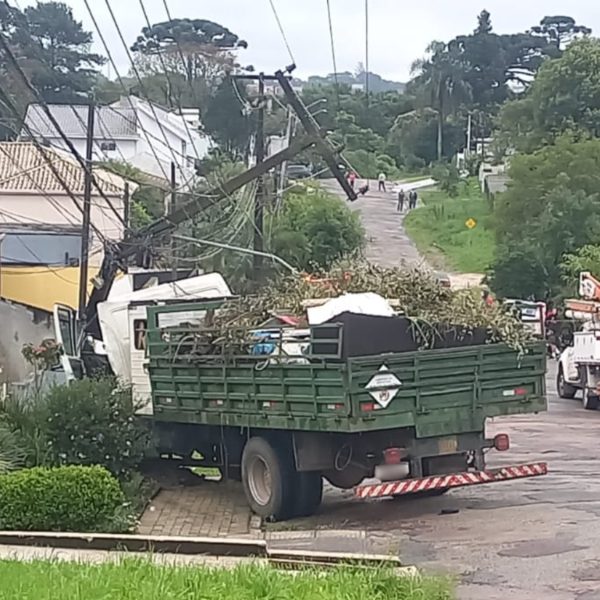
xmin=21 ymin=96 xmax=211 ymax=186
xmin=0 ymin=142 xmax=130 ymax=264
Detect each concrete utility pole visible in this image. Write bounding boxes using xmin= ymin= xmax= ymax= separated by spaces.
xmin=254 ymin=73 xmax=266 ymax=277
xmin=78 ymin=99 xmax=95 ymax=321
xmin=170 ymin=162 xmax=178 ymax=281
xmin=466 ymin=113 xmax=472 ymax=158
xmin=276 ymin=107 xmax=295 ymax=211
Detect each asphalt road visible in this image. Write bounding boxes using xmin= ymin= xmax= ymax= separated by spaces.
xmin=267 ymin=362 xmax=600 ymax=600
xmin=321 ymin=178 xmax=426 ymax=268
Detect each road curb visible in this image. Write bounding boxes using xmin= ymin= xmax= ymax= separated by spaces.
xmin=0 ymin=531 xmax=406 ymax=570
xmin=0 ymin=531 xmax=267 ymax=557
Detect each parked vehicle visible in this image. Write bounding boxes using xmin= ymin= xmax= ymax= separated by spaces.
xmin=143 ymin=296 xmax=547 ymax=519
xmin=55 ymin=284 xmax=548 ymax=520
xmin=558 ymin=272 xmax=600 ymax=409
xmin=286 ymin=164 xmax=313 ymax=179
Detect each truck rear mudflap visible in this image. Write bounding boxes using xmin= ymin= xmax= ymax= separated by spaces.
xmin=354 ymin=462 xmax=548 ymax=499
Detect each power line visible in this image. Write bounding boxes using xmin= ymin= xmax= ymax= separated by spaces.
xmin=81 ymin=0 xmax=171 ymax=183
xmin=4 ymin=0 xmax=131 ymax=168
xmin=267 ymin=0 xmax=296 ymax=67
xmin=0 ymin=34 xmax=128 ymax=230
xmin=101 ymin=0 xmax=188 ymax=185
xmin=137 ymin=0 xmax=203 ymax=167
xmin=160 ymin=0 xmax=206 ymax=113
xmin=325 ymin=0 xmax=340 ymax=109
xmin=0 ymin=140 xmax=112 ymax=245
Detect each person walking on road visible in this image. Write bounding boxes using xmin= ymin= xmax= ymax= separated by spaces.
xmin=409 ymin=189 xmax=418 ymax=210
xmin=378 ymin=172 xmax=387 ymax=193
xmin=397 ymin=189 xmax=406 ymax=212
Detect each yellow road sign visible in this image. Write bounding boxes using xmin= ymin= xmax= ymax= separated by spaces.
xmin=465 ymin=218 xmax=477 ymax=230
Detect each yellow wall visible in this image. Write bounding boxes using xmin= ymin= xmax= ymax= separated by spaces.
xmin=0 ymin=266 xmax=100 ymax=312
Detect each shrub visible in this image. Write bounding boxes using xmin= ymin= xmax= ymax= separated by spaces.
xmin=0 ymin=465 xmax=125 ymax=532
xmin=43 ymin=378 xmax=150 ymax=477
xmin=0 ymin=424 xmax=25 ymax=473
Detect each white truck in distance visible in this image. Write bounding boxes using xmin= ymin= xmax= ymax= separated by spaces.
xmin=558 ymin=272 xmax=600 ymax=410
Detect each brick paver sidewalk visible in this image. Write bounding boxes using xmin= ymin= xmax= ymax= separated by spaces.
xmin=138 ymin=481 xmax=261 ymax=539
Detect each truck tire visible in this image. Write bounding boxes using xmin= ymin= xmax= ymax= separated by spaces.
xmin=557 ymin=367 xmax=577 ymax=400
xmin=293 ymin=472 xmax=323 ymax=518
xmin=241 ymin=437 xmax=295 ymax=521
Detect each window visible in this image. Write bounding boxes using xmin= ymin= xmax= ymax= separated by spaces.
xmin=100 ymin=141 xmax=117 ymax=152
xmin=133 ymin=319 xmax=147 ymax=351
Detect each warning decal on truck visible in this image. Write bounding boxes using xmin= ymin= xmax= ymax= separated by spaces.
xmin=365 ymin=365 xmax=402 ymax=408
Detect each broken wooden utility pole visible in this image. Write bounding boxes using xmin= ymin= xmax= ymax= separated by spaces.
xmin=84 ymin=67 xmax=354 ymax=337
xmin=78 ymin=99 xmax=95 ymax=321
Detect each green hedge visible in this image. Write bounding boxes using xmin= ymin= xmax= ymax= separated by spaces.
xmin=0 ymin=465 xmax=125 ymax=532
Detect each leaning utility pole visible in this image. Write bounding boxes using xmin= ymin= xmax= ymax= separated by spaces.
xmin=78 ymin=99 xmax=95 ymax=321
xmin=276 ymin=107 xmax=295 ymax=210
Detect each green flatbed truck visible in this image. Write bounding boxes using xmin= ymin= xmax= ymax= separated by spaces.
xmin=145 ymin=300 xmax=548 ymax=521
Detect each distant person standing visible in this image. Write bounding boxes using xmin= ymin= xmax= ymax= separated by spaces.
xmin=347 ymin=170 xmax=357 ymax=190
xmin=378 ymin=172 xmax=387 ymax=192
xmin=409 ymin=189 xmax=418 ymax=210
xmin=397 ymin=189 xmax=406 ymax=212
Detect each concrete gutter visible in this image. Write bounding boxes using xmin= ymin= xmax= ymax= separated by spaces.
xmin=0 ymin=531 xmax=405 ymax=569
xmin=0 ymin=531 xmax=267 ymax=557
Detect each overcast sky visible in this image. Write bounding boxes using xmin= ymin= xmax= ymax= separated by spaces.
xmin=20 ymin=1 xmax=600 ymax=81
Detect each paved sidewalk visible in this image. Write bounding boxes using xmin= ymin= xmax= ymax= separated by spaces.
xmin=138 ymin=481 xmax=261 ymax=539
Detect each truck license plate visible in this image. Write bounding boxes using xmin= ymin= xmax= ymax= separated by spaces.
xmin=438 ymin=436 xmax=458 ymax=455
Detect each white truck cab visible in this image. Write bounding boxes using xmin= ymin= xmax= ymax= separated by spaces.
xmin=53 ymin=273 xmax=232 ymax=414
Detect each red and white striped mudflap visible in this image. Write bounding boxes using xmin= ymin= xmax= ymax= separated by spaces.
xmin=354 ymin=462 xmax=548 ymax=500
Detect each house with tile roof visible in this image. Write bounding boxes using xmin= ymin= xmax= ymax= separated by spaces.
xmin=0 ymin=142 xmax=132 ymax=312
xmin=22 ymin=96 xmax=211 ymax=186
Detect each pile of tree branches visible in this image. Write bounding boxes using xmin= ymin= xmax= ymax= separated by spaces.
xmin=215 ymin=261 xmax=532 ymax=351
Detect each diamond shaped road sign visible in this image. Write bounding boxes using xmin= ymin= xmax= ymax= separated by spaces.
xmin=365 ymin=365 xmax=402 ymax=409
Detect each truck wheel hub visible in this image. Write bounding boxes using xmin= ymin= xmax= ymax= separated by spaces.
xmin=248 ymin=456 xmax=272 ymax=506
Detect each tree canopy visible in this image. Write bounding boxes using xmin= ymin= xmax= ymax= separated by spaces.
xmin=10 ymin=1 xmax=105 ymax=102
xmin=490 ymin=137 xmax=600 ymax=297
xmin=499 ymin=38 xmax=600 ymax=151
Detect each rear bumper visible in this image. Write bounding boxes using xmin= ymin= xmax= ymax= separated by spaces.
xmin=354 ymin=462 xmax=548 ymax=499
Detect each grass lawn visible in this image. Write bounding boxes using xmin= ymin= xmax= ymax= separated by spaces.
xmin=404 ymin=178 xmax=495 ymax=273
xmin=0 ymin=560 xmax=454 ymax=600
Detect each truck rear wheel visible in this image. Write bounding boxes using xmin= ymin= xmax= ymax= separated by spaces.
xmin=241 ymin=437 xmax=295 ymax=521
xmin=557 ymin=367 xmax=577 ymax=399
xmin=293 ymin=472 xmax=323 ymax=518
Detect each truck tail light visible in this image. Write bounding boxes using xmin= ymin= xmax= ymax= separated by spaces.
xmin=361 ymin=402 xmax=376 ymax=412
xmin=383 ymin=447 xmax=404 ymax=464
xmin=494 ymin=433 xmax=510 ymax=452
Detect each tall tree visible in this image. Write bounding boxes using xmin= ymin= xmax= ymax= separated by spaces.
xmin=131 ymin=19 xmax=248 ymax=109
xmin=411 ymin=41 xmax=471 ymax=161
xmin=11 ymin=1 xmax=105 ymax=102
xmin=490 ymin=137 xmax=600 ymax=297
xmin=531 ymin=16 xmax=592 ymax=49
xmin=202 ymin=78 xmax=251 ymax=157
xmin=475 ymin=9 xmax=492 ymax=35
xmin=498 ymin=38 xmax=600 ymax=151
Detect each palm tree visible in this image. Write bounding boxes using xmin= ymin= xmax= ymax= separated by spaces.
xmin=411 ymin=41 xmax=471 ymax=161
